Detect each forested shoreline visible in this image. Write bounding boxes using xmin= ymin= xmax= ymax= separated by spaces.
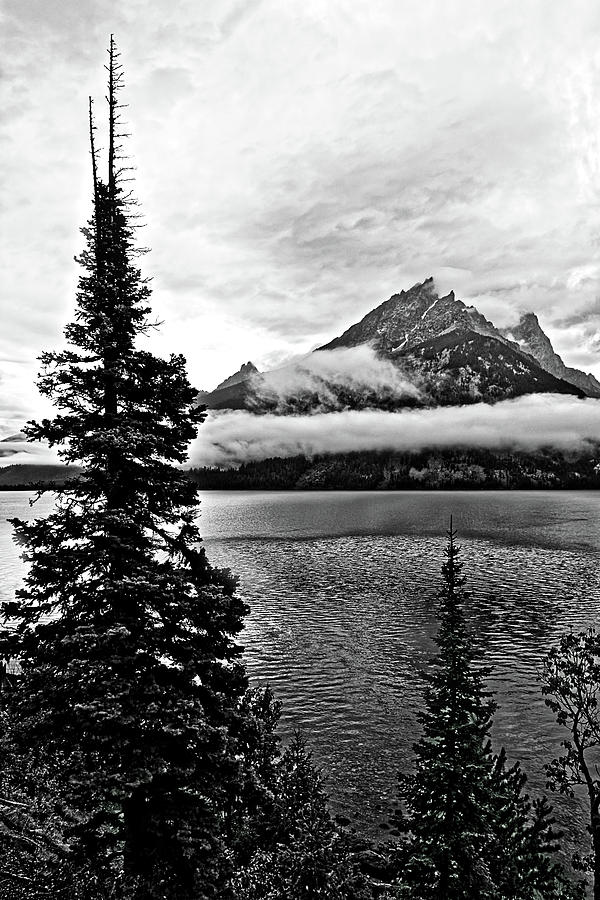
xmin=189 ymin=446 xmax=600 ymax=491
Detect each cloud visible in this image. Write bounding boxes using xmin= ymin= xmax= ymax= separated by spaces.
xmin=250 ymin=346 xmax=421 ymax=412
xmin=4 ymin=0 xmax=600 ymax=431
xmin=189 ymin=395 xmax=600 ymax=467
xmin=553 ymin=292 xmax=600 ymax=331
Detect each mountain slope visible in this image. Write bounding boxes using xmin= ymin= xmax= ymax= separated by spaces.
xmin=213 ymin=361 xmax=258 ymax=392
xmin=402 ymin=328 xmax=584 ymax=405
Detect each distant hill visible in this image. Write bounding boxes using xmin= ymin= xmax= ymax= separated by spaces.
xmin=4 ymin=453 xmax=597 ymax=494
xmin=0 ymin=432 xmax=26 ymax=443
xmin=0 ymin=465 xmax=80 ymax=488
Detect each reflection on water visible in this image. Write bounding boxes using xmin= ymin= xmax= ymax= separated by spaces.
xmin=1 ymin=489 xmax=599 ymax=860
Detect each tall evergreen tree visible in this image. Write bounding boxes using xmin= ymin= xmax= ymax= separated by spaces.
xmin=0 ymin=38 xmax=250 ymax=899
xmin=394 ymin=525 xmax=579 ymax=899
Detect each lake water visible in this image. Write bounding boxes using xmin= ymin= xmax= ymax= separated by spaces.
xmin=1 ymin=489 xmax=600 ymax=864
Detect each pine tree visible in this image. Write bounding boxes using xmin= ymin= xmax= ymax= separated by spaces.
xmin=395 ymin=524 xmax=497 ymax=897
xmin=486 ymin=751 xmax=581 ymax=899
xmin=394 ymin=525 xmax=579 ymax=899
xmin=0 ymin=37 xmax=251 ymax=899
xmin=233 ymin=731 xmax=369 ymax=900
xmin=227 ymin=685 xmax=283 ymax=866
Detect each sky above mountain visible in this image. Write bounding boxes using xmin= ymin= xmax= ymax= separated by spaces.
xmin=2 ymin=0 xmax=600 ymax=434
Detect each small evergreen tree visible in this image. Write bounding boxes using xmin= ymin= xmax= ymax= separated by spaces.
xmin=233 ymin=731 xmax=369 ymax=900
xmin=394 ymin=525 xmax=579 ymax=899
xmin=0 ymin=38 xmax=251 ymax=899
xmin=227 ymin=685 xmax=283 ymax=866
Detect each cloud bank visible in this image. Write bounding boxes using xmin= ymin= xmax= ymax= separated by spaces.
xmin=190 ymin=395 xmax=600 ymax=467
xmin=250 ymin=346 xmax=421 ymax=412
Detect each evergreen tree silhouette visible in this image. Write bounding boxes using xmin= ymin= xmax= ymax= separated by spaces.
xmin=394 ymin=523 xmax=580 ymax=899
xmin=0 ymin=37 xmax=251 ymax=899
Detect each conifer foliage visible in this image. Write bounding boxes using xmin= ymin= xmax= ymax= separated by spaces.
xmin=233 ymin=732 xmax=368 ymax=900
xmin=394 ymin=525 xmax=579 ymax=899
xmin=0 ymin=38 xmax=250 ymax=898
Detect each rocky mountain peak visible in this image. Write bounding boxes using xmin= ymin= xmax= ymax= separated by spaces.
xmin=196 ymin=361 xmax=260 ymax=411
xmin=318 ymin=278 xmax=502 ymax=354
xmin=501 ymin=314 xmax=600 ymax=397
xmin=213 ymin=361 xmax=259 ymax=392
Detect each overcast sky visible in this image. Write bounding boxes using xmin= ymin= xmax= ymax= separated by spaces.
xmin=2 ymin=0 xmax=600 ymax=435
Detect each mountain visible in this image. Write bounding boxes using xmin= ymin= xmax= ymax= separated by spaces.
xmin=399 ymin=328 xmax=582 ymax=405
xmin=200 ymin=279 xmax=592 ymax=411
xmin=197 ymin=361 xmax=259 ymax=410
xmin=317 ymin=278 xmax=584 ymax=405
xmin=501 ymin=312 xmax=600 ymax=398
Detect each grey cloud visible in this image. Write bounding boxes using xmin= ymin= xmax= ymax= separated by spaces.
xmin=6 ymin=0 xmax=600 ymax=427
xmin=555 ymin=295 xmax=600 ymax=328
xmin=136 ymin=67 xmax=196 ymax=111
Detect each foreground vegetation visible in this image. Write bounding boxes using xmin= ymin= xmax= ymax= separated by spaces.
xmin=0 ymin=40 xmax=597 ymax=899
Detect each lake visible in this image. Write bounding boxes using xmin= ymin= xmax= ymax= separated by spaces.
xmin=1 ymin=489 xmax=599 ymax=861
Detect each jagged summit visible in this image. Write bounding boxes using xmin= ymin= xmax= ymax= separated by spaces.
xmin=197 ymin=361 xmax=260 ymax=411
xmin=213 ymin=361 xmax=258 ymax=392
xmin=318 ymin=279 xmax=598 ymax=397
xmin=501 ymin=313 xmax=600 ymax=397
xmin=315 ymin=279 xmax=589 ymax=405
xmin=317 ymin=278 xmax=504 ymax=354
